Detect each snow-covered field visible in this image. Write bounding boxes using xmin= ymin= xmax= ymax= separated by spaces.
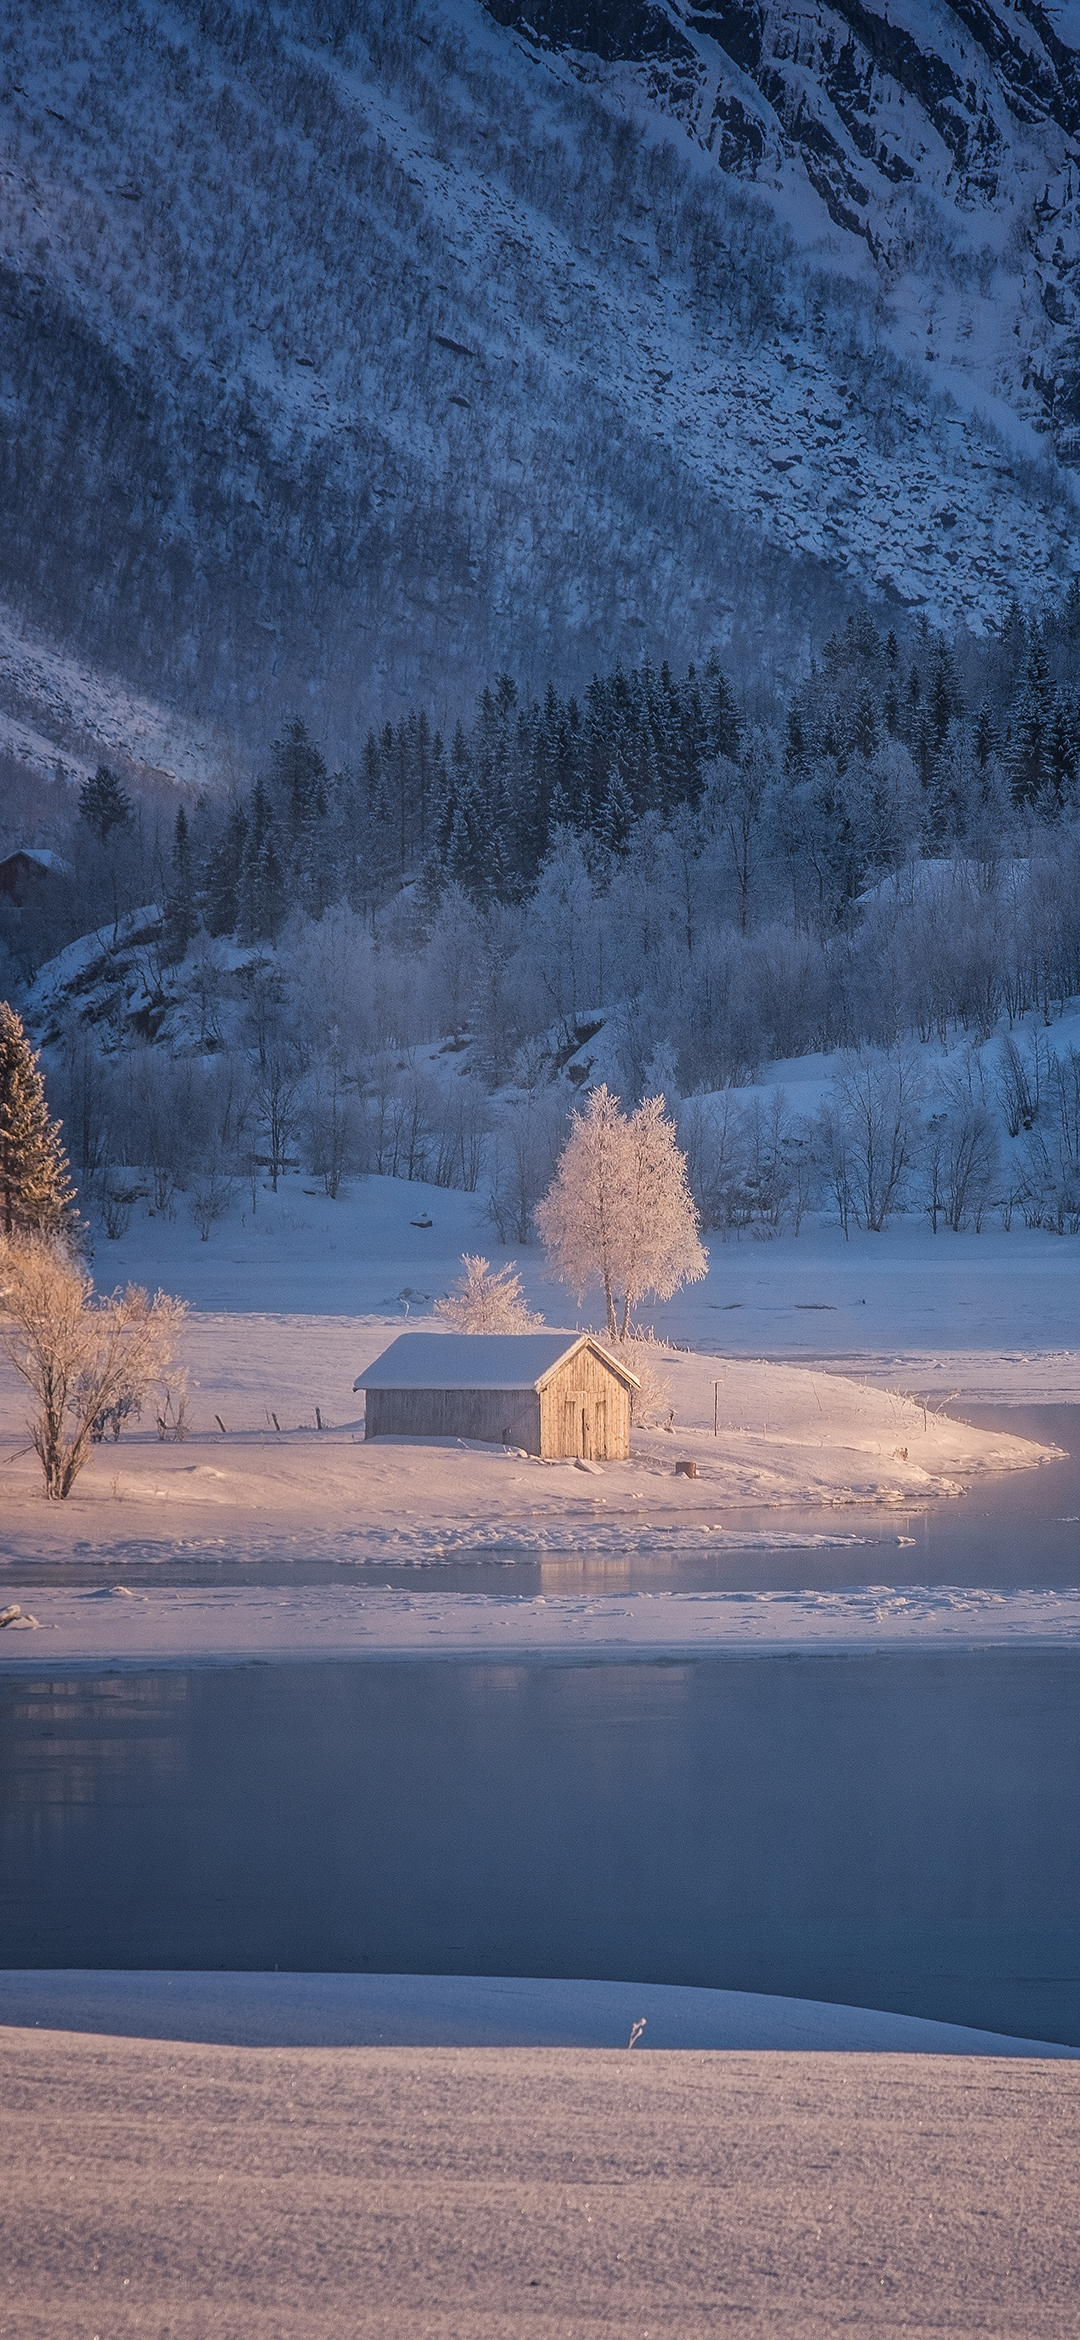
xmin=1 ymin=1173 xmax=1076 ymax=1665
xmin=69 ymin=1161 xmax=1080 ymax=1375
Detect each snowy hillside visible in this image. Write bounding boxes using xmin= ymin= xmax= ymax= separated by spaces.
xmin=0 ymin=600 xmax=232 ymax=798
xmin=0 ymin=0 xmax=1076 ymax=768
xmin=488 ymin=0 xmax=1080 ymax=455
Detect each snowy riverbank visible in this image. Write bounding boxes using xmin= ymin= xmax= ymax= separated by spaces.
xmin=3 ymin=1970 xmax=1074 ymax=2057
xmin=3 ymin=1580 xmax=1080 ymax=1670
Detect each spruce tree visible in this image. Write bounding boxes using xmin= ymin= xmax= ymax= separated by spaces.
xmin=269 ymin=718 xmax=328 ymax=836
xmin=205 ymin=803 xmax=247 ymax=935
xmin=78 ymin=764 xmax=133 ymax=841
xmin=0 ymin=1002 xmax=77 ymax=1240
xmin=164 ymin=805 xmax=199 ymax=957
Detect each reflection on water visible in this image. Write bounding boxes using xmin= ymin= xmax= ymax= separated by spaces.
xmin=2 ymin=1649 xmax=1078 ymax=2047
xmin=1 ymin=1673 xmax=190 ymax=1814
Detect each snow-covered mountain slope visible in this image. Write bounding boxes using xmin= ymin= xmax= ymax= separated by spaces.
xmin=0 ymin=602 xmax=231 ymax=796
xmin=0 ymin=0 xmax=1076 ymax=760
xmin=485 ymin=0 xmax=1080 ymax=456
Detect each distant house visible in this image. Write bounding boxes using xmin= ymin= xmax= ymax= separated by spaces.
xmin=0 ymin=849 xmax=72 ymax=906
xmin=354 ymin=1331 xmax=639 ymax=1460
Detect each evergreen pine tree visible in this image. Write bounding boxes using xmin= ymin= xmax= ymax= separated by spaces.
xmin=205 ymin=803 xmax=248 ymax=935
xmin=410 ymin=707 xmax=433 ymax=862
xmin=928 ymin=645 xmax=961 ymax=747
xmin=0 ymin=1002 xmax=77 ymax=1239
xmin=784 ymin=696 xmax=807 ymax=771
xmin=1006 ymin=682 xmax=1047 ymax=804
xmin=238 ymin=780 xmax=285 ymax=942
xmin=599 ymin=765 xmax=634 ymax=852
xmin=1001 ymin=597 xmax=1028 ymax=675
xmin=164 ymin=805 xmax=199 ymax=957
xmin=973 ymin=704 xmax=997 ymax=769
xmin=852 ymin=687 xmax=878 ymax=757
xmin=445 ymin=777 xmax=492 ymax=901
xmin=437 ymin=722 xmax=473 ymax=860
xmin=702 ymin=653 xmax=741 ymax=761
xmin=1045 ymin=688 xmax=1080 ymax=806
xmin=78 ymin=765 xmax=133 ymax=842
xmin=269 ymin=718 xmax=328 ymax=837
xmin=426 ymin=731 xmax=449 ymax=864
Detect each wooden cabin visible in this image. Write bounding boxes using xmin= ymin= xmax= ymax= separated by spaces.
xmin=355 ymin=1332 xmax=639 ymax=1460
xmin=0 ymin=848 xmax=71 ymax=905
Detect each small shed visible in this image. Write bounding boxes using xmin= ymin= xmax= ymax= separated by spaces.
xmin=354 ymin=1332 xmax=639 ymax=1460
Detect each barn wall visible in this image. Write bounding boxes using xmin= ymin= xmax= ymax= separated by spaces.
xmin=539 ymin=1351 xmax=631 ymax=1460
xmin=365 ymin=1388 xmax=542 ymax=1449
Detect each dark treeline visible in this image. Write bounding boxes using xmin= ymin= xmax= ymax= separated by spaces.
xmin=191 ymin=650 xmax=740 ymax=941
xmin=180 ymin=579 xmax=1080 ymax=945
xmin=5 ymin=582 xmax=1080 ymax=992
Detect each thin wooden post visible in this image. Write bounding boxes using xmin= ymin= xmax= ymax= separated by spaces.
xmin=713 ymin=1382 xmax=719 ymax=1437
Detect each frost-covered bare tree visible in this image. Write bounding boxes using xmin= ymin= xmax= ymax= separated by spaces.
xmin=486 ymin=1085 xmax=569 ymax=1244
xmin=536 ymin=1085 xmax=706 ymax=1337
xmin=923 ymin=1099 xmax=999 ymax=1233
xmin=825 ymin=1049 xmax=923 ymax=1233
xmin=708 ymin=730 xmax=773 ymax=934
xmin=0 ymin=1239 xmax=185 ymax=1499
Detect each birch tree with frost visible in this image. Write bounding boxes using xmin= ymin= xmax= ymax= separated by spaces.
xmin=536 ymin=1086 xmax=706 ymax=1338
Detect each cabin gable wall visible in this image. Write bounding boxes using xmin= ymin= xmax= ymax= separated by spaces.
xmin=539 ymin=1351 xmax=631 ymax=1460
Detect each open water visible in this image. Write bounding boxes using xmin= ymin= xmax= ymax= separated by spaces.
xmin=2 ymin=1644 xmax=1078 ymax=2046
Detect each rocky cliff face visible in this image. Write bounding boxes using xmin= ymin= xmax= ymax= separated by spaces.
xmin=484 ymin=0 xmax=1080 ymax=460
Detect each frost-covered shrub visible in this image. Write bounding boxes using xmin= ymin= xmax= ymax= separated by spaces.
xmin=434 ymin=1255 xmax=541 ymax=1332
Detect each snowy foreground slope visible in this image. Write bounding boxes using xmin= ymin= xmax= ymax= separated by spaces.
xmin=1 ymin=1172 xmax=1076 ymax=1663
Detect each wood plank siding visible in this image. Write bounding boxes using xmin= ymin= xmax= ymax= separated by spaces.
xmin=365 ymin=1386 xmax=541 ymax=1449
xmin=539 ymin=1345 xmax=631 ymax=1460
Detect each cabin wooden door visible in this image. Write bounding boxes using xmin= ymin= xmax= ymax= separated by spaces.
xmin=578 ymin=1394 xmax=607 ymax=1460
xmin=548 ymin=1370 xmax=615 ymax=1457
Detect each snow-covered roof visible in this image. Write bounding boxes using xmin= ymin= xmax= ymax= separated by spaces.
xmin=0 ymin=846 xmax=72 ymax=876
xmin=355 ymin=1332 xmax=638 ymax=1393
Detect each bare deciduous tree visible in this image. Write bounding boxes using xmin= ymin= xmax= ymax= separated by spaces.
xmin=536 ymin=1085 xmax=706 ymax=1337
xmin=0 ymin=1238 xmax=186 ymax=1498
xmin=826 ymin=1049 xmax=922 ymax=1233
xmin=188 ymin=1161 xmax=235 ymax=1241
xmin=252 ymin=1049 xmax=302 ymax=1191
